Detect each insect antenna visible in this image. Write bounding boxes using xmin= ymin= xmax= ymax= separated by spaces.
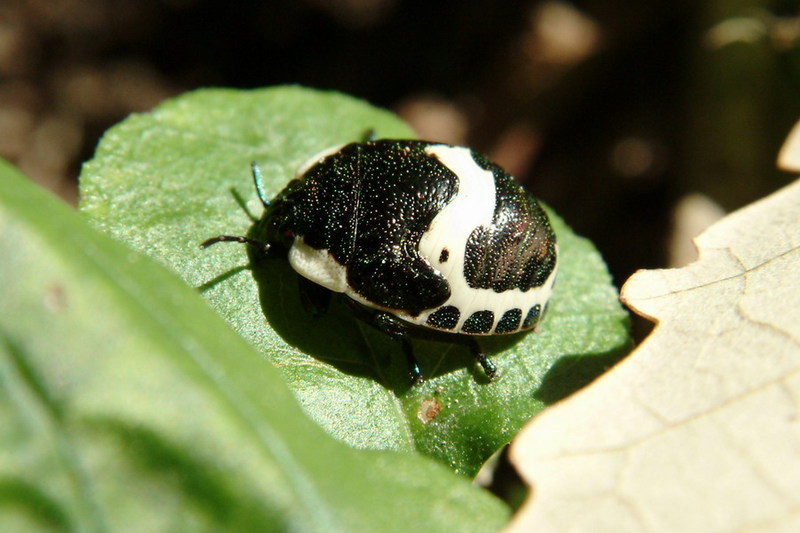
xmin=201 ymin=163 xmax=273 ymax=253
xmin=251 ymin=162 xmax=270 ymax=208
xmin=200 ymin=235 xmax=270 ymax=253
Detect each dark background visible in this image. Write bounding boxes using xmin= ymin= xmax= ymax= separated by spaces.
xmin=2 ymin=0 xmax=799 ymax=300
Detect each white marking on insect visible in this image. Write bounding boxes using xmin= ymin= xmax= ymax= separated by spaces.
xmin=288 ymin=236 xmax=348 ymax=293
xmin=409 ymin=145 xmax=556 ymax=333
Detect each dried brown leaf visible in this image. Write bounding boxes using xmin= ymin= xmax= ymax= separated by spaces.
xmin=505 ymin=175 xmax=800 ymax=532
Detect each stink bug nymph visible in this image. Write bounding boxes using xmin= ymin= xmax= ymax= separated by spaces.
xmin=203 ymin=139 xmax=558 ymax=383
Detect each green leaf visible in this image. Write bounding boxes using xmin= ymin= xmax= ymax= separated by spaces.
xmin=79 ymin=86 xmax=631 ymax=476
xmin=0 ymin=161 xmax=509 ymax=532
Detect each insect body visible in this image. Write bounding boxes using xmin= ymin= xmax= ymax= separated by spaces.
xmin=203 ymin=139 xmax=558 ymax=383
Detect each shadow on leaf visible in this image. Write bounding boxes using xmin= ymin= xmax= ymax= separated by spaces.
xmin=84 ymin=417 xmax=290 ymax=531
xmin=0 ymin=479 xmax=71 ymax=531
xmin=245 ymin=242 xmax=529 ymax=389
xmin=533 ymin=342 xmax=632 ymax=405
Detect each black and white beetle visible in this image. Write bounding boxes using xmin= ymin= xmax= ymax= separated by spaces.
xmin=203 ymin=139 xmax=558 ymax=383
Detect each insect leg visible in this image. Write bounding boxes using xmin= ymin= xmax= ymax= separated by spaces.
xmin=465 ymin=338 xmax=497 ymax=381
xmin=371 ymin=311 xmax=425 ymax=384
xmin=343 ymin=299 xmax=424 ymax=384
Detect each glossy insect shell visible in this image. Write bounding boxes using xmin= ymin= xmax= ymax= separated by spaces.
xmin=264 ymin=139 xmax=558 ymax=336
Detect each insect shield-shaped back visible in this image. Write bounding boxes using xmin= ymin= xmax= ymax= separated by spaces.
xmin=203 ymin=139 xmax=558 ymax=383
xmin=279 ymin=140 xmax=558 ymax=335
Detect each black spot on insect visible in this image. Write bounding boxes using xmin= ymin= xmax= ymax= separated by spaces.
xmin=523 ymin=304 xmax=542 ymax=329
xmin=439 ymin=248 xmax=450 ymax=263
xmin=494 ymin=308 xmax=522 ymax=334
xmin=287 ymin=141 xmax=457 ymax=316
xmin=462 ymin=310 xmax=494 ymax=334
xmin=426 ymin=305 xmax=460 ymax=330
xmin=464 ymin=155 xmax=557 ymax=293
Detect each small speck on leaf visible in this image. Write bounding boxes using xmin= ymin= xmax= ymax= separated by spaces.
xmin=417 ymin=398 xmax=442 ymax=424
